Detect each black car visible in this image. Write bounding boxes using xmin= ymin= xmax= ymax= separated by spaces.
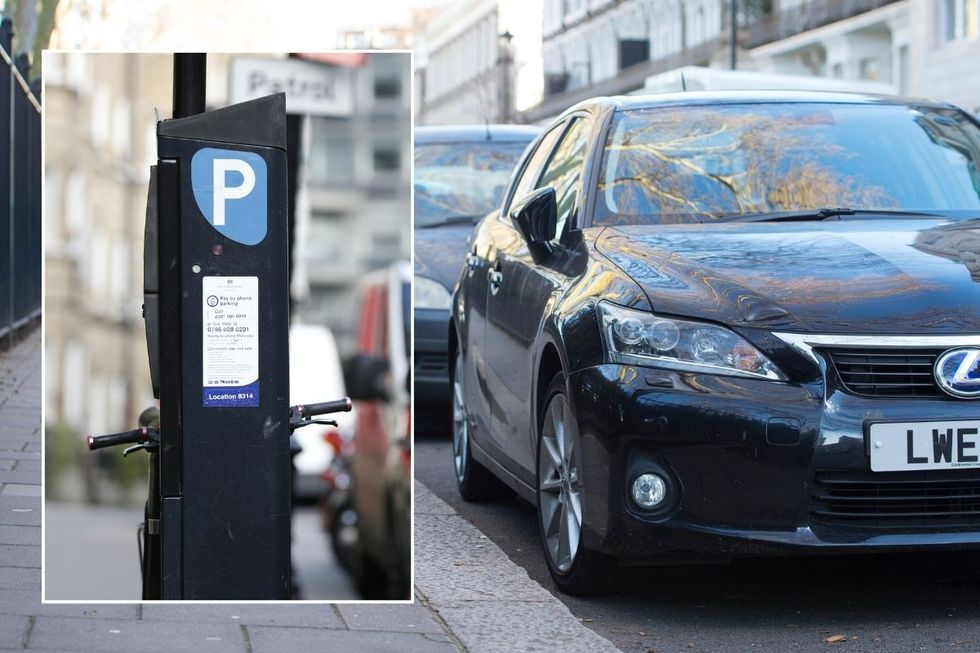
xmin=449 ymin=90 xmax=980 ymax=594
xmin=414 ymin=125 xmax=540 ymax=429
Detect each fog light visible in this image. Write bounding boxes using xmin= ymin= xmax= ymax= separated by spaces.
xmin=631 ymin=473 xmax=667 ymax=509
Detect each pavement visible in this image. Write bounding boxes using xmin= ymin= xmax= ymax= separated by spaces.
xmin=43 ymin=504 xmax=358 ymax=601
xmin=0 ymin=328 xmax=619 ymax=652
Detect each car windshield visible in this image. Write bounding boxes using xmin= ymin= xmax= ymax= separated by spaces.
xmin=595 ymin=103 xmax=980 ymax=225
xmin=414 ymin=140 xmax=531 ymax=227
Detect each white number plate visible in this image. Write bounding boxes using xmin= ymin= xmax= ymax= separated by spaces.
xmin=870 ymin=420 xmax=980 ymax=472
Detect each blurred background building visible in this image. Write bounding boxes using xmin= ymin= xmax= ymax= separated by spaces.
xmin=413 ymin=0 xmax=543 ymax=125
xmin=43 ymin=52 xmax=410 ymax=502
xmin=410 ymin=0 xmax=980 ymax=125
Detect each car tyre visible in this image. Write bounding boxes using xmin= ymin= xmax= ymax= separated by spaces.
xmin=452 ymin=349 xmax=509 ymax=502
xmin=536 ymin=372 xmax=616 ymax=596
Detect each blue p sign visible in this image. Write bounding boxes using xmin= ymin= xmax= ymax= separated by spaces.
xmin=191 ymin=147 xmax=267 ymax=245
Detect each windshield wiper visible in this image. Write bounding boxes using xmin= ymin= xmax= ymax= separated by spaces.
xmin=418 ymin=214 xmax=481 ymax=228
xmin=716 ymin=208 xmax=945 ymax=223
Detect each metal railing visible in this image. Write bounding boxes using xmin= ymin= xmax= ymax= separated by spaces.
xmin=0 ymin=19 xmax=41 ymax=346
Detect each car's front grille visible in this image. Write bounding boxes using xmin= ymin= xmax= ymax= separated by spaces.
xmin=811 ymin=470 xmax=980 ymax=529
xmin=824 ymin=347 xmax=944 ymax=398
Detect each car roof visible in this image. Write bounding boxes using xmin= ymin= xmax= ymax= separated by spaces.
xmin=414 ymin=124 xmax=542 ymax=145
xmin=564 ymin=90 xmax=958 ymax=116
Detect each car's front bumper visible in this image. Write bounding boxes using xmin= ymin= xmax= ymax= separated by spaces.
xmin=414 ymin=308 xmax=451 ymax=407
xmin=566 ymin=363 xmax=980 ymax=560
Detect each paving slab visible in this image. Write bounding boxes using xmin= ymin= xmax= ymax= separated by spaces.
xmin=0 ymin=525 xmax=39 ymax=546
xmin=0 ymin=568 xmax=38 ymax=591
xmin=0 ymin=451 xmax=40 ymax=461
xmin=337 ymin=602 xmax=447 ymax=634
xmin=141 ymin=604 xmax=344 ymax=628
xmin=32 ymin=603 xmax=137 ymax=620
xmin=0 ymin=544 xmax=39 ymax=568
xmin=246 ymin=625 xmax=456 ymax=653
xmin=28 ymin=617 xmax=245 ymax=653
xmin=0 ymin=614 xmax=29 ymax=649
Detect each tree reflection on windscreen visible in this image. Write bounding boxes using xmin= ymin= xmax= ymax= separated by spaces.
xmin=596 ymin=103 xmax=980 ymax=226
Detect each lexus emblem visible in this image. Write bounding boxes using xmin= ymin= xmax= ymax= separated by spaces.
xmin=935 ymin=348 xmax=980 ymax=398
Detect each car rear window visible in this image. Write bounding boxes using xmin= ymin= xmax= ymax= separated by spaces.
xmin=414 ymin=140 xmax=533 ymax=227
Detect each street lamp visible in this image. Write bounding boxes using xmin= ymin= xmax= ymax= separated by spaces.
xmin=497 ymin=30 xmax=514 ymax=123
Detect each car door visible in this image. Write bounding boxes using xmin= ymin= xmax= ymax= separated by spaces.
xmin=484 ymin=116 xmax=593 ymax=481
xmin=464 ymin=125 xmax=566 ymax=461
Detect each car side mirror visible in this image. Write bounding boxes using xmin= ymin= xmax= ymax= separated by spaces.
xmin=342 ymin=353 xmax=391 ymax=402
xmin=510 ymin=187 xmax=557 ymax=246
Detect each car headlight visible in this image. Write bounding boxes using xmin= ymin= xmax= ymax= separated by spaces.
xmin=597 ymin=301 xmax=786 ymax=381
xmin=415 ymin=276 xmax=452 ymax=311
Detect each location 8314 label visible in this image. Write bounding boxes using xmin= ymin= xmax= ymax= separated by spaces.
xmin=202 ymin=276 xmax=259 ymax=407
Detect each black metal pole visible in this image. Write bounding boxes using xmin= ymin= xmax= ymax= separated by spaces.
xmin=173 ymin=53 xmax=206 ymax=118
xmin=730 ymin=0 xmax=738 ymax=71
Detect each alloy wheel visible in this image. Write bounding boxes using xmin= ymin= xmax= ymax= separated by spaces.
xmin=538 ymin=392 xmax=582 ymax=573
xmin=452 ymin=353 xmax=468 ymax=483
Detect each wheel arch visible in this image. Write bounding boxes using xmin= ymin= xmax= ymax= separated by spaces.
xmin=533 ymin=327 xmax=570 ymax=440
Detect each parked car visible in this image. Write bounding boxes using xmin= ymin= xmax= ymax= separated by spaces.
xmin=288 ymin=323 xmax=353 ymax=502
xmin=414 ymin=125 xmax=541 ymax=430
xmin=450 ymin=90 xmax=980 ymax=594
xmin=345 ymin=261 xmax=411 ymax=599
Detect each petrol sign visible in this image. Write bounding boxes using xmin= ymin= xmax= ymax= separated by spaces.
xmin=229 ymin=57 xmax=353 ymax=117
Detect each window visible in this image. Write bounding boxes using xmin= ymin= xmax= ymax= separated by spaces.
xmin=414 ymin=140 xmax=535 ymax=227
xmin=62 ymin=342 xmax=87 ymax=425
xmin=505 ymin=123 xmax=566 ymax=215
xmin=594 ymin=103 xmax=980 ymax=226
xmin=307 ymin=118 xmax=353 ymax=187
xmin=44 ymin=169 xmax=63 ymax=249
xmin=859 ymin=58 xmax=879 ymax=81
xmin=111 ymin=96 xmax=130 ymax=156
xmin=534 ymin=116 xmax=592 ymax=238
xmin=942 ymin=0 xmax=978 ymax=43
xmin=373 ymin=146 xmax=400 ymax=172
xmin=89 ymin=86 xmax=110 ymax=148
xmin=898 ymin=45 xmax=910 ymax=94
xmin=66 ymin=171 xmax=88 ymax=238
xmin=374 ymin=75 xmax=401 ymax=99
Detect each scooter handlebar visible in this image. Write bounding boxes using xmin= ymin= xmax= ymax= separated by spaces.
xmin=87 ymin=427 xmax=154 ymax=451
xmin=293 ymin=398 xmax=352 ymax=418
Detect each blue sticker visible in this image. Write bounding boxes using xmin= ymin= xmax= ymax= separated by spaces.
xmin=191 ymin=148 xmax=267 ymax=245
xmin=203 ymin=380 xmax=260 ymax=408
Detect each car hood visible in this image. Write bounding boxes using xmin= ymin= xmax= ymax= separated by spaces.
xmin=597 ymin=219 xmax=980 ymax=334
xmin=414 ymin=223 xmax=475 ymax=292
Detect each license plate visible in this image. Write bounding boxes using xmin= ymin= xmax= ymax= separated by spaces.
xmin=870 ymin=420 xmax=980 ymax=471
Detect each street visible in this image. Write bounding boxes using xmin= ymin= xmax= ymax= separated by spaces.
xmin=415 ymin=427 xmax=980 ymax=653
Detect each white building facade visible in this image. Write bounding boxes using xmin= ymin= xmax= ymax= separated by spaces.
xmin=416 ymin=0 xmax=543 ymax=125
xmin=530 ymin=0 xmax=980 ymax=122
xmin=750 ymin=0 xmax=980 ymax=113
xmin=532 ymin=0 xmax=730 ymax=121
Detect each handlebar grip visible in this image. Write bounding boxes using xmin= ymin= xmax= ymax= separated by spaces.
xmin=86 ymin=428 xmax=147 ymax=451
xmin=298 ymin=398 xmax=352 ymax=417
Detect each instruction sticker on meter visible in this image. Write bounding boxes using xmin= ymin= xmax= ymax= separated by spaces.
xmin=202 ymin=276 xmax=259 ymax=407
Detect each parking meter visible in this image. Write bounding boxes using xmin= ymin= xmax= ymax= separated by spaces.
xmin=145 ymin=93 xmax=290 ymax=599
